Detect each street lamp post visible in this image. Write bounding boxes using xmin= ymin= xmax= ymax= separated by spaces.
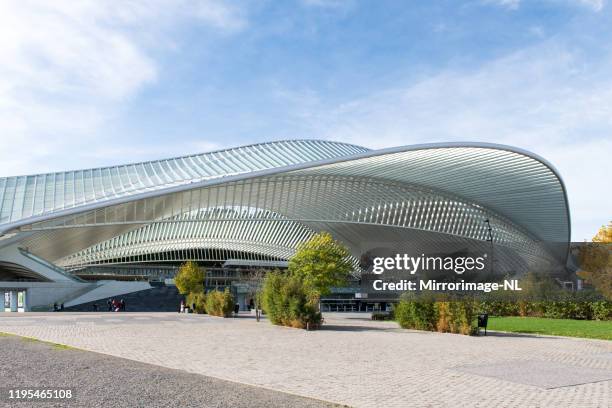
xmin=484 ymin=218 xmax=495 ymax=275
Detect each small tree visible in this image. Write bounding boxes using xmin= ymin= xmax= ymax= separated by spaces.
xmin=175 ymin=261 xmax=205 ymax=295
xmin=289 ymin=232 xmax=353 ymax=295
xmin=578 ymin=222 xmax=612 ymax=300
xmin=246 ymin=268 xmax=267 ymax=322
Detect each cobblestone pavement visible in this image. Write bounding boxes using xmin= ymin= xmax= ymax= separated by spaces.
xmin=1 ymin=312 xmax=611 ymax=407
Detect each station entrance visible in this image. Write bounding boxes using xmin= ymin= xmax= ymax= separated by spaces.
xmin=2 ymin=289 xmax=26 ymax=312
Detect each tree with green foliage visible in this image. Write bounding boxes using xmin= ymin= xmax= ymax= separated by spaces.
xmin=578 ymin=222 xmax=612 ymax=300
xmin=175 ymin=261 xmax=205 ymax=295
xmin=246 ymin=268 xmax=266 ymax=321
xmin=519 ymin=271 xmax=562 ymax=300
xmin=288 ymin=232 xmax=353 ymax=296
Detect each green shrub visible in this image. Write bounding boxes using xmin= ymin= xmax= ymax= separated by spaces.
xmin=542 ymin=300 xmax=589 ymax=320
xmin=205 ymin=288 xmax=234 ymax=317
xmin=186 ymin=291 xmax=206 ymax=314
xmin=395 ymin=293 xmax=437 ymax=330
xmin=412 ymin=297 xmax=437 ymax=331
xmin=592 ymin=301 xmax=612 ymax=320
xmin=479 ymin=292 xmax=521 ymax=316
xmin=435 ymin=301 xmax=451 ymax=332
xmin=482 ymin=298 xmax=612 ymax=321
xmin=394 ymin=299 xmax=415 ymax=329
xmin=395 ymin=296 xmax=478 ymax=335
xmin=477 ymin=287 xmax=612 ymax=321
xmin=451 ymin=300 xmax=478 ymax=335
xmin=262 ymin=272 xmax=322 ymax=329
xmin=479 ymin=299 xmax=518 ymax=316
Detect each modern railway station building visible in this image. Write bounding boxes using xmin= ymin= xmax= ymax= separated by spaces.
xmin=0 ymin=140 xmax=571 ymax=312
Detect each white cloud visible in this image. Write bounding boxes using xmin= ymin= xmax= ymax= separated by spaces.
xmin=302 ymin=0 xmax=351 ymax=7
xmin=578 ymin=0 xmax=605 ymax=12
xmin=194 ymin=1 xmax=248 ymax=30
xmin=278 ymin=42 xmax=612 ymax=241
xmin=483 ymin=0 xmax=606 ymax=12
xmin=320 ymin=46 xmax=612 ymax=148
xmin=0 ymin=0 xmax=245 ymax=176
xmin=483 ymin=0 xmax=522 ymax=10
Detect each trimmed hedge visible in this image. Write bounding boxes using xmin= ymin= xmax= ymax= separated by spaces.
xmin=476 ymin=273 xmax=612 ymax=321
xmin=262 ymin=272 xmax=322 ymax=329
xmin=592 ymin=301 xmax=612 ymax=320
xmin=479 ymin=292 xmax=612 ymax=321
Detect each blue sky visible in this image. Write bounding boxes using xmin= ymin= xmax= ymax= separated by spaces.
xmin=0 ymin=0 xmax=610 ymax=241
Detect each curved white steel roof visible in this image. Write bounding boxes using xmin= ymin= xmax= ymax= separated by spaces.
xmin=0 ymin=140 xmax=367 ymax=227
xmin=0 ymin=139 xmax=570 ymax=273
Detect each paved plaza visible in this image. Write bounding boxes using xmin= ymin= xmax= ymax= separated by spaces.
xmin=0 ymin=334 xmax=337 ymax=408
xmin=1 ymin=312 xmax=611 ymax=407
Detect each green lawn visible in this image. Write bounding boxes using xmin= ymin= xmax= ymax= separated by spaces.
xmin=487 ymin=317 xmax=612 ymax=340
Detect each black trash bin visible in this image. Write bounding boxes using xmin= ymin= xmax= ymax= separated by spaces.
xmin=477 ymin=313 xmax=488 ymax=335
xmin=234 ymin=303 xmax=240 ymax=316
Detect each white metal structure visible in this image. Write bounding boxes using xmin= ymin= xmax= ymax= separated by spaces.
xmin=0 ymin=140 xmax=570 ymax=298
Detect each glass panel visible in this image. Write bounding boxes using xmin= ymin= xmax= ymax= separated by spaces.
xmin=11 ymin=177 xmax=27 ymax=220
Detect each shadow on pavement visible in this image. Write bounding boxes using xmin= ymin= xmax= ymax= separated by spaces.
xmin=320 ymin=324 xmax=400 ymax=332
xmin=483 ymin=330 xmax=559 ymax=339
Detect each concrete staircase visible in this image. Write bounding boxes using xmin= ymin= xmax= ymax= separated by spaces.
xmin=65 ymin=286 xmax=184 ymax=312
xmin=63 ymin=281 xmax=151 ymax=308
